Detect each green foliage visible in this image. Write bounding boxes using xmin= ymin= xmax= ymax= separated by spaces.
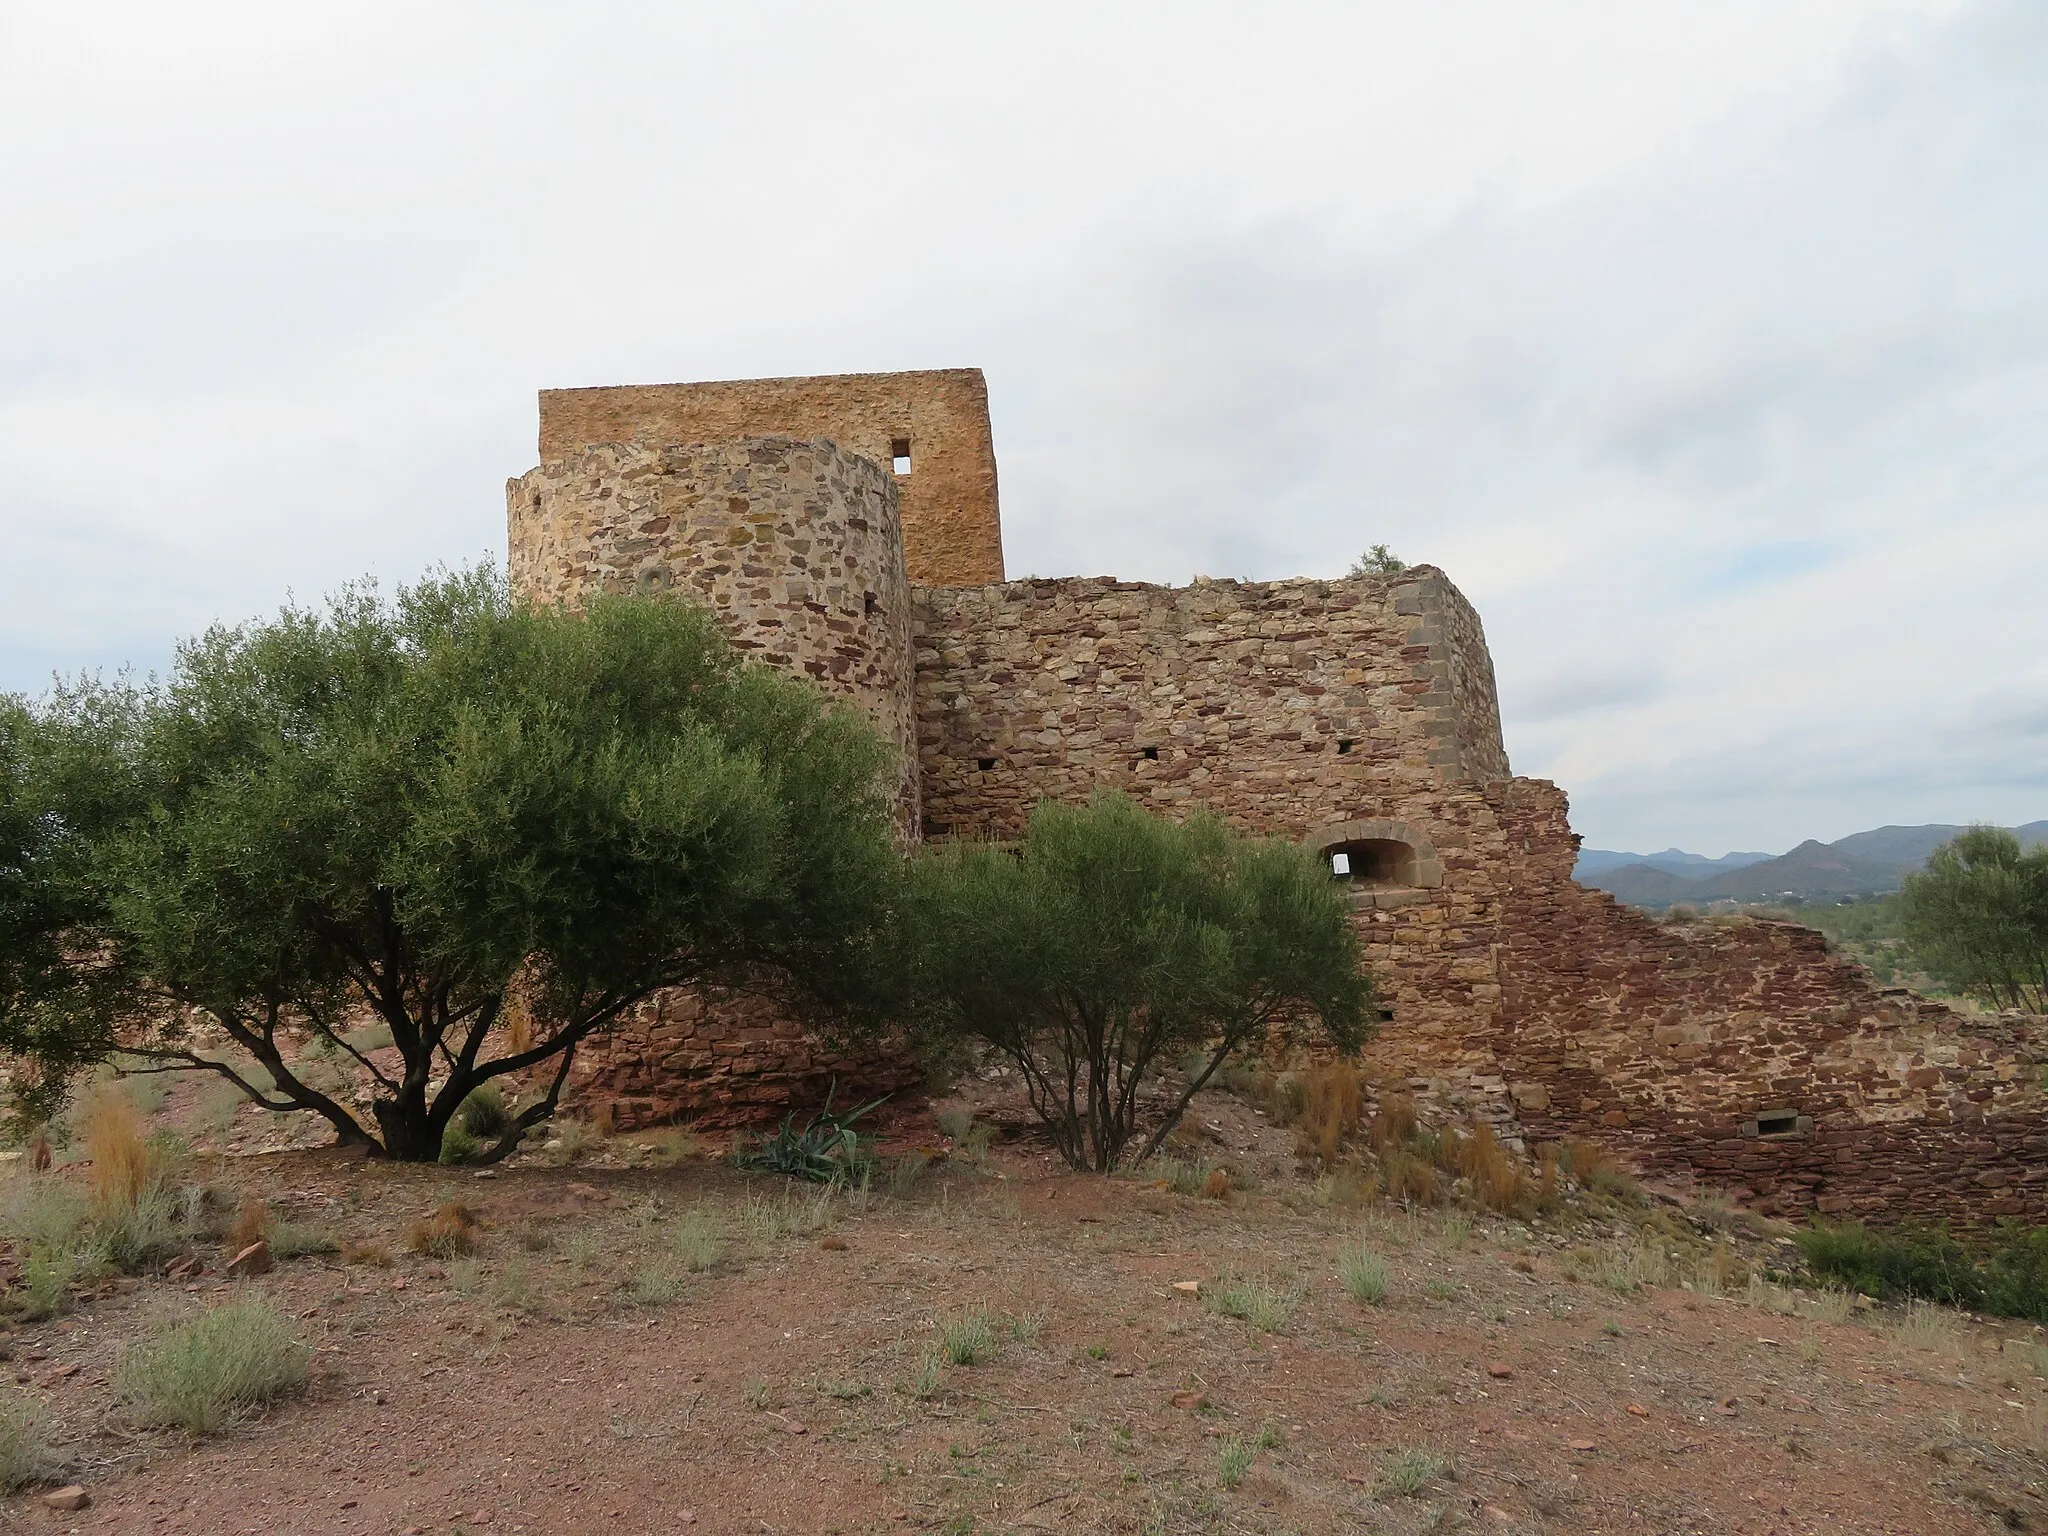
xmin=899 ymin=794 xmax=1372 ymax=1171
xmin=1337 ymin=1239 xmax=1389 ymax=1305
xmin=936 ymin=1306 xmax=1000 ymax=1366
xmin=3 ymin=566 xmax=899 ymax=1159
xmin=1217 ymin=1435 xmax=1257 ymax=1490
xmin=1348 ymin=544 xmax=1408 ymax=576
xmin=455 ymin=1083 xmax=515 ymax=1141
xmin=437 ymin=1125 xmax=481 ymax=1165
xmin=737 ymin=1084 xmax=886 ymax=1183
xmin=1206 ymin=1275 xmax=1297 ymax=1332
xmin=1797 ymin=1219 xmax=2048 ymax=1320
xmin=1900 ymin=827 xmax=2048 ymax=1012
xmin=116 ymin=1300 xmax=309 ymax=1432
xmin=1377 ymin=1448 xmax=1446 ymax=1498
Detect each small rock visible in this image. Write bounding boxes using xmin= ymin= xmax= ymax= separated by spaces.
xmin=1170 ymin=1391 xmax=1207 ymax=1410
xmin=1566 ymin=1439 xmax=1598 ymax=1452
xmin=1715 ymin=1396 xmax=1739 ymax=1416
xmin=225 ymin=1240 xmax=272 ymax=1278
xmin=471 ymin=1170 xmax=497 ymax=1180
xmin=1112 ymin=1367 xmax=1134 ymax=1378
xmin=820 ymin=1236 xmax=848 ymax=1251
xmin=1626 ymin=1402 xmax=1650 ymax=1417
xmin=1171 ymin=1280 xmax=1200 ymax=1296
xmin=41 ymin=1485 xmax=90 ymax=1511
xmin=39 ymin=1362 xmax=80 ymax=1386
xmin=1485 ymin=1507 xmax=1515 ymax=1525
xmin=1485 ymin=1361 xmax=1513 ymax=1380
xmin=424 ymin=1265 xmax=446 ymax=1280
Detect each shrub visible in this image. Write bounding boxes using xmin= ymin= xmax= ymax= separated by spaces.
xmin=405 ymin=1202 xmax=480 ymax=1258
xmin=1296 ymin=1062 xmax=1363 ymax=1168
xmin=1218 ymin=1435 xmax=1256 ymax=1490
xmin=437 ymin=1125 xmax=481 ymax=1166
xmin=1367 ymin=1093 xmax=1418 ymax=1153
xmin=669 ymin=1210 xmax=722 ymax=1272
xmin=85 ymin=1089 xmax=159 ymax=1215
xmin=0 ymin=1387 xmax=54 ymax=1490
xmin=1380 ymin=1150 xmax=1439 ymax=1207
xmin=1338 ymin=1240 xmax=1388 ymax=1305
xmin=899 ymin=795 xmax=1372 ymax=1171
xmin=738 ymin=1086 xmax=885 ymax=1184
xmin=1796 ymin=1219 xmax=2048 ymax=1320
xmin=937 ymin=1306 xmax=1000 ymax=1366
xmin=1378 ymin=1448 xmax=1445 ymax=1498
xmin=1207 ymin=1275 xmax=1296 ymax=1333
xmin=116 ymin=1300 xmax=308 ymax=1433
xmin=456 ymin=1083 xmax=515 ymax=1142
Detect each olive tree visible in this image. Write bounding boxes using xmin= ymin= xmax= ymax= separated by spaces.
xmin=1901 ymin=827 xmax=2048 ymax=1014
xmin=898 ymin=794 xmax=1372 ymax=1171
xmin=5 ymin=566 xmax=900 ymax=1160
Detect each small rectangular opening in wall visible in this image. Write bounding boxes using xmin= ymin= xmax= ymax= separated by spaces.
xmin=1754 ymin=1110 xmax=1802 ymax=1137
xmin=863 ymin=591 xmax=879 ymax=615
xmin=1330 ymin=852 xmax=1352 ymax=876
xmin=1141 ymin=746 xmax=1160 ymax=761
xmin=1377 ymin=1008 xmax=1396 ymax=1022
xmin=891 ymin=437 xmax=912 ymax=475
xmin=977 ymin=757 xmax=996 ymax=771
xmin=1337 ymin=739 xmax=1355 ymax=755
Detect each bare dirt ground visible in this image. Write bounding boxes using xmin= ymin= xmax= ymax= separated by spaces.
xmin=6 ymin=1076 xmax=2048 ymax=1536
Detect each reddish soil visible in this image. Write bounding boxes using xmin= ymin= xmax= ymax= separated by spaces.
xmin=6 ymin=1086 xmax=2048 ymax=1535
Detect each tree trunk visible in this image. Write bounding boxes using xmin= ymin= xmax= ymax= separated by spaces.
xmin=372 ymin=1096 xmax=443 ymax=1162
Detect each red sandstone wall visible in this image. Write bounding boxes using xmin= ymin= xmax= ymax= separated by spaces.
xmin=1483 ymin=779 xmax=2048 ymax=1224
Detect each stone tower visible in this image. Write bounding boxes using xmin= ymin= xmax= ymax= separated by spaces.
xmin=507 ymin=436 xmax=921 ymax=830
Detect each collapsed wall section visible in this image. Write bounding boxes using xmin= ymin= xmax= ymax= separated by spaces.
xmin=536 ymin=369 xmax=1003 ymax=588
xmin=1485 ymin=778 xmax=2048 ymax=1223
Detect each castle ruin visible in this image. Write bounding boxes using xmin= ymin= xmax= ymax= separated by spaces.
xmin=509 ymin=368 xmax=2048 ymax=1225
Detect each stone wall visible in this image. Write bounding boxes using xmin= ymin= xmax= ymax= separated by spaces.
xmin=911 ymin=565 xmax=1506 ymax=841
xmin=1479 ymin=778 xmax=2048 ymax=1224
xmin=508 ymin=436 xmax=920 ymax=830
xmin=536 ymin=369 xmax=1003 ymax=588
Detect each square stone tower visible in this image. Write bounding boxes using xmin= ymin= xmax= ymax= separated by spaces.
xmin=534 ymin=368 xmax=1003 ymax=587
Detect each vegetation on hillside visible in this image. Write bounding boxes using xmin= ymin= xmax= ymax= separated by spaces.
xmin=1900 ymin=827 xmax=2048 ymax=1013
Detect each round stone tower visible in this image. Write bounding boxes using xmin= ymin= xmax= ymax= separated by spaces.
xmin=506 ymin=435 xmax=920 ymax=833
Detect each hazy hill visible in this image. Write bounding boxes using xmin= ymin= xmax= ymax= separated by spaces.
xmin=1574 ymin=847 xmax=1772 ymax=880
xmin=1578 ymin=821 xmax=2048 ymax=907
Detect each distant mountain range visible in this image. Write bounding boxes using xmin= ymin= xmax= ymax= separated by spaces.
xmin=1577 ymin=823 xmax=2048 ymax=907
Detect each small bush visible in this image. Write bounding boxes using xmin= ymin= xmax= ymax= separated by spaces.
xmin=1295 ymin=1063 xmax=1363 ymax=1168
xmin=438 ymin=1125 xmax=481 ymax=1165
xmin=669 ymin=1210 xmax=722 ymax=1272
xmin=1561 ymin=1139 xmax=1639 ymax=1201
xmin=1381 ymin=1150 xmax=1439 ymax=1207
xmin=1207 ymin=1275 xmax=1296 ymax=1333
xmin=1796 ymin=1219 xmax=2048 ymax=1320
xmin=1377 ymin=1448 xmax=1446 ymax=1498
xmin=456 ymin=1083 xmax=516 ymax=1142
xmin=0 ymin=1387 xmax=55 ymax=1490
xmin=405 ymin=1202 xmax=480 ymax=1257
xmin=742 ymin=1186 xmax=838 ymax=1243
xmin=936 ymin=1106 xmax=994 ymax=1161
xmin=937 ymin=1306 xmax=1000 ymax=1366
xmin=341 ymin=1237 xmax=393 ymax=1267
xmin=116 ymin=1300 xmax=309 ymax=1433
xmin=1367 ymin=1093 xmax=1418 ymax=1153
xmin=1338 ymin=1240 xmax=1388 ymax=1305
xmin=627 ymin=1262 xmax=683 ymax=1307
xmin=738 ymin=1087 xmax=886 ymax=1184
xmin=1218 ymin=1435 xmax=1256 ymax=1490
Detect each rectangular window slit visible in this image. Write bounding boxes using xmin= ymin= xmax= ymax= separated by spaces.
xmin=1755 ymin=1110 xmax=1800 ymax=1136
xmin=1377 ymin=1008 xmax=1396 ymax=1022
xmin=1141 ymin=746 xmax=1159 ymax=761
xmin=976 ymin=757 xmax=996 ymax=771
xmin=891 ymin=437 xmax=912 ymax=475
xmin=1336 ymin=739 xmax=1354 ymax=755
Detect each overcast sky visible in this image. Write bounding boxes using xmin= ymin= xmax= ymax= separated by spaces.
xmin=3 ymin=0 xmax=2042 ymax=855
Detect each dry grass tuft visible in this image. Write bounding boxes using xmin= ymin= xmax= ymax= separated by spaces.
xmin=116 ymin=1300 xmax=308 ymax=1433
xmin=1367 ymin=1092 xmax=1419 ymax=1154
xmin=226 ymin=1200 xmax=269 ymax=1254
xmin=1296 ymin=1063 xmax=1364 ymax=1167
xmin=85 ymin=1089 xmax=159 ymax=1215
xmin=341 ymin=1237 xmax=394 ymax=1267
xmin=1382 ymin=1150 xmax=1439 ymax=1207
xmin=1200 ymin=1167 xmax=1232 ymax=1201
xmin=405 ymin=1202 xmax=480 ymax=1257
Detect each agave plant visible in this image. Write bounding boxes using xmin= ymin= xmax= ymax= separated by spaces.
xmin=737 ymin=1082 xmax=887 ymax=1183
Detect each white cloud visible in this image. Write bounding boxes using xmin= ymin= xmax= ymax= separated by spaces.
xmin=1 ymin=0 xmax=2037 ymax=855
